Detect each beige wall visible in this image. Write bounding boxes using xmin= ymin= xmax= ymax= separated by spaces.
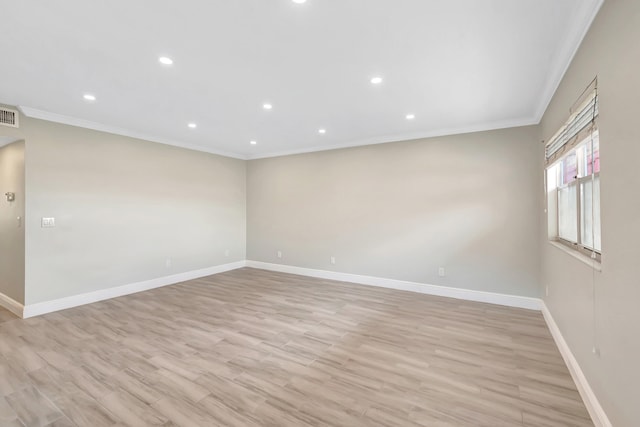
xmin=0 ymin=140 xmax=26 ymax=304
xmin=21 ymin=118 xmax=246 ymax=305
xmin=1 ymin=4 xmax=636 ymax=419
xmin=539 ymin=0 xmax=640 ymax=425
xmin=247 ymin=126 xmax=541 ymax=297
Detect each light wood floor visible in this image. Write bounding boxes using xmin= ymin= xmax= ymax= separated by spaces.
xmin=0 ymin=268 xmax=593 ymax=427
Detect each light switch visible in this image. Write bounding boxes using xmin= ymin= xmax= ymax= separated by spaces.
xmin=41 ymin=217 xmax=55 ymax=228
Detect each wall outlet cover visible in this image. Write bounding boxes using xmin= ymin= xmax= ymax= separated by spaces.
xmin=41 ymin=217 xmax=55 ymax=228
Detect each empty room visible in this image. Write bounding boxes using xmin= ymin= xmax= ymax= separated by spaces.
xmin=0 ymin=0 xmax=638 ymax=426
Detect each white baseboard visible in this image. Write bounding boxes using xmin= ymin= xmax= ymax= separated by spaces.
xmin=10 ymin=259 xmax=608 ymax=427
xmin=0 ymin=291 xmax=24 ymax=318
xmin=22 ymin=261 xmax=247 ymax=318
xmin=541 ymin=303 xmax=612 ymax=427
xmin=246 ymin=260 xmax=542 ymax=310
xmin=16 ymin=260 xmax=540 ymax=317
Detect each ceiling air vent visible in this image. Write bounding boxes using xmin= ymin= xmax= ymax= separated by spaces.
xmin=0 ymin=107 xmax=19 ymax=128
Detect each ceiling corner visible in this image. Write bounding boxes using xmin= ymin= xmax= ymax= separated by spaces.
xmin=533 ymin=0 xmax=605 ymax=124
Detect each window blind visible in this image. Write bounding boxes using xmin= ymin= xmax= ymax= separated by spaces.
xmin=545 ymin=88 xmax=598 ymax=166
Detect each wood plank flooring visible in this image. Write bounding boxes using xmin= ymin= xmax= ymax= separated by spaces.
xmin=0 ymin=268 xmax=593 ymax=427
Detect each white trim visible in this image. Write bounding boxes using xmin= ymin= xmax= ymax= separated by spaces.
xmin=13 ymin=0 xmax=603 ymax=162
xmin=22 ymin=261 xmax=246 ymax=318
xmin=0 ymin=291 xmax=24 ymax=318
xmin=533 ymin=0 xmax=604 ymax=122
xmin=246 ymin=261 xmax=541 ymax=310
xmin=19 ymin=104 xmax=539 ymax=161
xmin=246 ymin=117 xmax=537 ymax=160
xmin=541 ymin=302 xmax=612 ymax=427
xmin=548 ymin=241 xmax=602 ymax=271
xmin=18 ymin=106 xmax=246 ymax=160
xmin=8 ymin=259 xmax=609 ymax=427
xmin=0 ymin=136 xmax=22 ymax=148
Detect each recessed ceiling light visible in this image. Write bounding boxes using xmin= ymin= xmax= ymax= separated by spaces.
xmin=370 ymin=76 xmax=383 ymax=85
xmin=292 ymin=0 xmax=307 ymax=4
xmin=83 ymin=94 xmax=96 ymax=101
xmin=250 ymin=140 xmax=257 ymax=145
xmin=158 ymin=56 xmax=173 ymax=65
xmin=318 ymin=129 xmax=326 ymax=134
xmin=263 ymin=103 xmax=273 ymax=110
xmin=406 ymin=114 xmax=416 ymax=120
xmin=188 ymin=123 xmax=197 ymax=129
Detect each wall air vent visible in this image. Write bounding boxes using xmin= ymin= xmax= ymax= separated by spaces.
xmin=0 ymin=107 xmax=19 ymax=128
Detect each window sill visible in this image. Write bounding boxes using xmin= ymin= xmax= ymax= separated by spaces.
xmin=548 ymin=241 xmax=602 ymax=271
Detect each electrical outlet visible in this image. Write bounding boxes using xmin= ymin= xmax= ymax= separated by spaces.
xmin=165 ymin=258 xmax=172 ymax=269
xmin=277 ymin=250 xmax=282 ymax=259
xmin=592 ymin=347 xmax=601 ymax=357
xmin=330 ymin=256 xmax=336 ymax=265
xmin=224 ymin=249 xmax=230 ymax=257
xmin=438 ymin=267 xmax=445 ymax=277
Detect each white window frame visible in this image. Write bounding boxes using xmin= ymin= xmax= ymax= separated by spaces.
xmin=555 ymin=177 xmax=601 ymax=261
xmin=545 ymin=79 xmax=600 ymax=262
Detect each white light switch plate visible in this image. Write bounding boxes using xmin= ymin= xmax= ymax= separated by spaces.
xmin=41 ymin=217 xmax=55 ymax=228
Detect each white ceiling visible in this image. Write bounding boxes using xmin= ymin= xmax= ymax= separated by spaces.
xmin=1 ymin=0 xmax=602 ymax=159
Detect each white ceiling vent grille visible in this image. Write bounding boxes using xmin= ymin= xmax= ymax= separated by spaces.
xmin=0 ymin=107 xmax=19 ymax=128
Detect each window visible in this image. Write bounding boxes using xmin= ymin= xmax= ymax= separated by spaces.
xmin=545 ymin=82 xmax=601 ymax=261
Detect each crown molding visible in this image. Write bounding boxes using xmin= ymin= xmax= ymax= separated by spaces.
xmin=11 ymin=0 xmax=602 ymax=161
xmin=246 ymin=116 xmax=538 ymax=160
xmin=533 ymin=0 xmax=604 ymax=122
xmin=18 ymin=106 xmax=247 ymax=160
xmin=17 ymin=105 xmax=539 ymax=161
